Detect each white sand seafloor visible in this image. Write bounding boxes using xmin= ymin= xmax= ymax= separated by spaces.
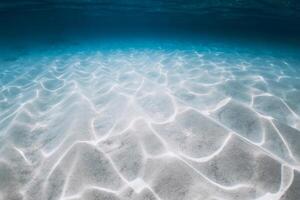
xmin=1 ymin=41 xmax=300 ymax=200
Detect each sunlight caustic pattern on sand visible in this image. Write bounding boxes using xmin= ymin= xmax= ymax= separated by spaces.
xmin=0 ymin=45 xmax=300 ymax=200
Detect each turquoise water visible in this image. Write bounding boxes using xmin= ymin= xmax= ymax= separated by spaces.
xmin=1 ymin=1 xmax=300 ymax=200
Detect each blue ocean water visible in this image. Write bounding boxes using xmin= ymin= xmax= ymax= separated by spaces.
xmin=0 ymin=1 xmax=300 ymax=200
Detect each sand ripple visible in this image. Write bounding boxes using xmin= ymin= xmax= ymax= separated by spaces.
xmin=0 ymin=45 xmax=300 ymax=200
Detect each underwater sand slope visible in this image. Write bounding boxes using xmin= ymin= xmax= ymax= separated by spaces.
xmin=0 ymin=45 xmax=300 ymax=200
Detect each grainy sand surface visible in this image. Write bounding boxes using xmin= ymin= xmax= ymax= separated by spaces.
xmin=0 ymin=42 xmax=300 ymax=200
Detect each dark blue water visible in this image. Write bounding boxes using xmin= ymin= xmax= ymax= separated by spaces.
xmin=1 ymin=0 xmax=300 ymax=45
xmin=1 ymin=1 xmax=300 ymax=200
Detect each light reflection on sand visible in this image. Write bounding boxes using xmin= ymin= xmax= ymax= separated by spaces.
xmin=0 ymin=43 xmax=300 ymax=200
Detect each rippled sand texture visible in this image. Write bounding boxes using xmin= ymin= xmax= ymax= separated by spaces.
xmin=1 ymin=46 xmax=300 ymax=200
